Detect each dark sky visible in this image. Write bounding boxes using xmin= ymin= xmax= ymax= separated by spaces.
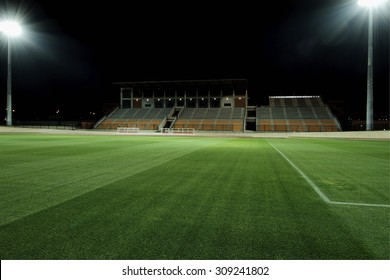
xmin=0 ymin=0 xmax=389 ymax=121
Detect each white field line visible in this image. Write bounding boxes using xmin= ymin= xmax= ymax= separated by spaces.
xmin=268 ymin=141 xmax=390 ymax=208
xmin=330 ymin=201 xmax=390 ymax=208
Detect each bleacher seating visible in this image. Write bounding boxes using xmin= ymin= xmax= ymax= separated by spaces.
xmin=97 ymin=108 xmax=171 ymax=130
xmin=95 ymin=95 xmax=339 ymax=133
xmin=256 ymin=96 xmax=340 ymax=132
xmin=96 ymin=107 xmax=245 ymax=132
xmin=173 ymin=108 xmax=244 ymax=131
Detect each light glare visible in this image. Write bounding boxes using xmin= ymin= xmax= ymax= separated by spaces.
xmin=0 ymin=20 xmax=22 ymax=37
xmin=358 ymin=0 xmax=387 ymax=7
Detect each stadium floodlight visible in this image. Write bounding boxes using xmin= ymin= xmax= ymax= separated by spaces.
xmin=357 ymin=0 xmax=387 ymax=130
xmin=0 ymin=20 xmax=22 ymax=126
xmin=0 ymin=20 xmax=22 ymax=37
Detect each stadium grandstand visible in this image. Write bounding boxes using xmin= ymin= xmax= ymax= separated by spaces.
xmin=94 ymin=79 xmax=341 ymax=132
xmin=256 ymin=96 xmax=341 ymax=132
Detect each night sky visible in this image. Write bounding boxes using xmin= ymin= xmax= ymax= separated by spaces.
xmin=0 ymin=0 xmax=389 ymax=122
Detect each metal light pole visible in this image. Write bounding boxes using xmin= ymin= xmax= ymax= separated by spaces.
xmin=0 ymin=20 xmax=22 ymax=126
xmin=6 ymin=38 xmax=12 ymax=126
xmin=358 ymin=0 xmax=386 ymax=130
xmin=366 ymin=5 xmax=374 ymax=131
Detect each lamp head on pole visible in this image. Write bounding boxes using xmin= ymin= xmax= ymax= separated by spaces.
xmin=0 ymin=20 xmax=22 ymax=37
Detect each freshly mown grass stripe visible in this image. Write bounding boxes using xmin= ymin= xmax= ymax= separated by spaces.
xmin=267 ymin=138 xmax=390 ymax=206
xmin=268 ymin=140 xmax=390 ymax=208
xmin=0 ymin=134 xmax=227 ymax=225
xmin=0 ymin=136 xmax=381 ymax=259
xmin=268 ymin=141 xmax=331 ymax=204
xmin=267 ymin=138 xmax=390 ymax=258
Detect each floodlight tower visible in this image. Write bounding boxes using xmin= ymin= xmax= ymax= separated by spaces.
xmin=0 ymin=20 xmax=22 ymax=126
xmin=357 ymin=0 xmax=386 ymax=130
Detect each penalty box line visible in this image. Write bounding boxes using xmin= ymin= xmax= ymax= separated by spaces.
xmin=267 ymin=141 xmax=390 ymax=209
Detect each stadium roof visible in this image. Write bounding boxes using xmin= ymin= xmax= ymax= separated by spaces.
xmin=113 ymin=79 xmax=248 ymax=91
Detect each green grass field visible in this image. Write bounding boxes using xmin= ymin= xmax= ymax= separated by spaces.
xmin=0 ymin=133 xmax=389 ymax=259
